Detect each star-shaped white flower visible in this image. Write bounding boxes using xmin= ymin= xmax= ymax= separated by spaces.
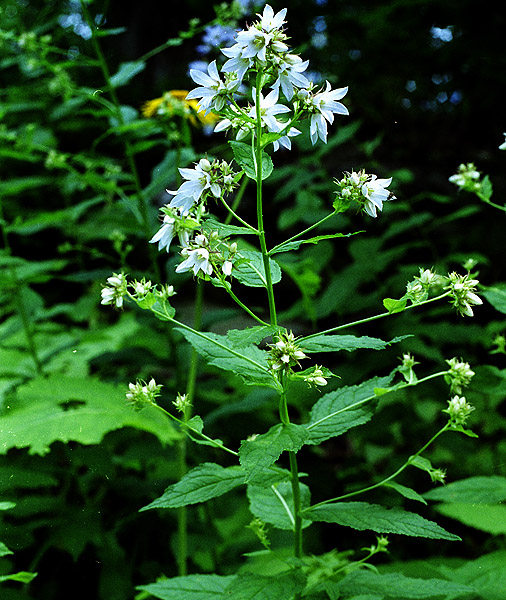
xmin=186 ymin=60 xmax=236 ymax=114
xmin=306 ymin=82 xmax=349 ymax=144
xmin=168 ymin=159 xmax=215 ymax=215
xmin=361 ymin=175 xmax=394 ymax=217
xmin=249 ymin=87 xmax=291 ymax=133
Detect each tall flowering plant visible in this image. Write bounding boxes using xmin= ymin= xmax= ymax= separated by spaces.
xmin=102 ymin=6 xmax=483 ymax=598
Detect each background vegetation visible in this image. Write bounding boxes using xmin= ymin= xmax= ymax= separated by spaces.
xmin=1 ymin=0 xmax=505 ymax=598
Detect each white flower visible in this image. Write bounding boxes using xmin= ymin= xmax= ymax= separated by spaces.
xmin=257 ymin=5 xmax=287 ymax=33
xmin=304 ymin=81 xmax=349 ymax=144
xmin=272 ymin=126 xmax=301 ymax=151
xmin=100 ymin=273 xmax=127 ymax=309
xmin=149 ymin=213 xmax=191 ymax=252
xmin=249 ymin=87 xmax=291 ymax=133
xmin=222 ymin=260 xmax=233 ymax=276
xmin=361 ymin=175 xmax=394 ymax=217
xmin=445 ymin=272 xmax=483 ymax=317
xmin=167 ymin=159 xmax=214 ymax=214
xmin=176 ymin=234 xmax=213 ymax=276
xmin=272 ymin=54 xmax=310 ymax=100
xmin=499 ymin=133 xmax=506 ymax=150
xmin=186 ymin=60 xmax=237 ymax=114
xmin=443 ymin=395 xmax=475 ymax=425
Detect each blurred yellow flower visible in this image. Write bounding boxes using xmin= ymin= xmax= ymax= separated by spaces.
xmin=141 ymin=90 xmax=219 ymax=127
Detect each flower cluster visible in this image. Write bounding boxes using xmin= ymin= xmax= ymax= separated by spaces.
xmin=185 ymin=4 xmax=348 ymax=148
xmin=443 ymin=395 xmax=475 ymax=426
xmin=445 ymin=271 xmax=483 ymax=317
xmin=267 ymin=331 xmax=307 ymax=373
xmin=141 ymin=90 xmax=219 ymax=128
xmin=126 ymin=378 xmax=162 ymax=411
xmin=100 ymin=272 xmax=128 ymax=309
xmin=448 ymin=162 xmax=482 ymax=193
xmin=302 ymin=366 xmax=329 ymax=387
xmin=405 ymin=268 xmax=440 ymax=303
xmin=444 ymin=358 xmax=475 ymax=394
xmin=398 ymin=352 xmax=419 ymax=384
xmin=149 ymin=205 xmax=201 ymax=253
xmin=176 ymin=232 xmax=236 ymax=279
xmin=333 ymin=170 xmax=395 ymax=218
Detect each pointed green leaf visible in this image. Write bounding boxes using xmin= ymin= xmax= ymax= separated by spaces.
xmin=140 ymin=463 xmax=245 ymax=511
xmin=338 ymin=571 xmax=474 ymax=599
xmin=383 ymin=297 xmax=407 ymax=314
xmin=230 ymin=140 xmax=273 ymax=180
xmin=424 ymin=476 xmax=506 ymax=504
xmin=239 ymin=423 xmax=309 ymax=481
xmin=233 ymin=250 xmax=282 ymax=287
xmin=482 ymin=284 xmax=506 ymax=314
xmin=0 ymin=571 xmax=37 ymax=584
xmin=305 ymin=502 xmax=460 ymax=540
xmin=434 ymin=503 xmax=506 ymax=535
xmin=137 ymin=574 xmax=236 ymax=600
xmin=385 ymin=482 xmax=427 ymax=504
xmin=110 ymin=60 xmax=146 ymax=87
xmin=227 ymin=325 xmax=279 ymax=347
xmin=301 ymin=334 xmax=411 ymax=354
xmin=202 ymin=216 xmax=256 ymax=237
xmin=0 ymin=542 xmax=13 ymax=557
xmin=248 ymin=481 xmax=311 ymax=530
xmin=174 ymin=327 xmax=276 ymax=387
xmin=304 ymin=375 xmax=395 ymax=445
xmin=271 ymin=231 xmax=363 ymax=254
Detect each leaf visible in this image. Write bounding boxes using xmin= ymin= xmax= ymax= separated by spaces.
xmin=338 ymin=570 xmax=474 ymax=599
xmin=239 ymin=423 xmax=309 ymax=481
xmin=423 ymin=476 xmax=506 ymax=504
xmin=303 ymin=374 xmax=395 ymax=445
xmin=383 ymin=297 xmax=407 ymax=313
xmin=271 ymin=231 xmax=363 ymax=254
xmin=247 ymin=481 xmax=312 ymax=531
xmin=140 ymin=463 xmax=245 ymax=511
xmin=0 ymin=571 xmax=38 ymax=584
xmin=230 ymin=140 xmax=273 ymax=180
xmin=137 ymin=574 xmax=236 ymax=600
xmin=226 ymin=325 xmax=279 ymax=347
xmin=174 ymin=327 xmax=276 ymax=388
xmin=301 ymin=334 xmax=411 ymax=354
xmin=0 ymin=376 xmax=178 ymax=456
xmin=434 ymin=503 xmax=506 ymax=535
xmin=482 ymin=283 xmax=506 ymax=314
xmin=0 ymin=542 xmax=13 ymax=557
xmin=233 ymin=250 xmax=282 ymax=288
xmin=385 ymin=482 xmax=427 ymax=505
xmin=223 ymin=571 xmax=306 ymax=600
xmin=305 ymin=502 xmax=460 ymax=540
xmin=202 ymin=217 xmax=256 ymax=237
xmin=110 ymin=60 xmax=146 ymax=87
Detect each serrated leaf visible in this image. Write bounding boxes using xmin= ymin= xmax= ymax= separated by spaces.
xmin=385 ymin=482 xmax=427 ymax=504
xmin=223 ymin=571 xmax=306 ymax=600
xmin=305 ymin=502 xmax=460 ymax=540
xmin=110 ymin=60 xmax=146 ymax=87
xmin=423 ymin=476 xmax=506 ymax=504
xmin=140 ymin=463 xmax=245 ymax=511
xmin=271 ymin=231 xmax=363 ymax=254
xmin=230 ymin=140 xmax=273 ymax=180
xmin=0 ymin=376 xmax=178 ymax=456
xmin=248 ymin=481 xmax=312 ymax=530
xmin=137 ymin=574 xmax=236 ymax=600
xmin=239 ymin=423 xmax=308 ymax=481
xmin=202 ymin=217 xmax=256 ymax=237
xmin=434 ymin=503 xmax=506 ymax=535
xmin=303 ymin=375 xmax=395 ymax=445
xmin=301 ymin=334 xmax=411 ymax=354
xmin=174 ymin=327 xmax=276 ymax=388
xmin=233 ymin=250 xmax=282 ymax=288
xmin=338 ymin=570 xmax=474 ymax=599
xmin=226 ymin=325 xmax=278 ymax=347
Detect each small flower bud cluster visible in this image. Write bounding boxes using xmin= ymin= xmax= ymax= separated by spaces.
xmin=443 ymin=395 xmax=475 ymax=426
xmin=445 ymin=271 xmax=483 ymax=317
xmin=448 ymin=162 xmax=482 ymax=193
xmin=126 ymin=378 xmax=162 ymax=411
xmin=302 ymin=366 xmax=328 ymax=387
xmin=267 ymin=331 xmax=307 ymax=373
xmin=429 ymin=468 xmax=447 ymax=484
xmin=173 ymin=392 xmax=192 ymax=414
xmin=100 ymin=273 xmax=128 ymax=309
xmin=406 ymin=268 xmax=440 ymax=303
xmin=490 ymin=333 xmax=506 ymax=355
xmin=175 ymin=232 xmax=236 ymax=278
xmin=444 ymin=357 xmax=475 ymax=394
xmin=398 ymin=352 xmax=419 ymax=384
xmin=333 ymin=169 xmax=395 ymax=218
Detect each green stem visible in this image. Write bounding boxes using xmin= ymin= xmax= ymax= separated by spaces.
xmin=299 ymin=292 xmax=452 ymax=342
xmin=216 ymin=273 xmax=268 ymax=325
xmin=224 ymin=176 xmax=249 ymax=226
xmin=268 ymin=210 xmax=338 ymax=255
xmin=305 ymin=422 xmax=451 ymax=511
xmin=254 ymin=72 xmax=277 ymax=326
xmin=219 ymin=194 xmax=258 ymax=232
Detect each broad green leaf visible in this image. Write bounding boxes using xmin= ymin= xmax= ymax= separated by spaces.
xmin=301 ymin=334 xmax=411 ymax=354
xmin=230 ymin=140 xmax=273 ymax=180
xmin=305 ymin=502 xmax=460 ymax=540
xmin=247 ymin=481 xmax=311 ymax=530
xmin=233 ymin=250 xmax=282 ymax=287
xmin=0 ymin=502 xmax=16 ymax=510
xmin=137 ymin=574 xmax=236 ymax=600
xmin=482 ymin=283 xmax=506 ymax=314
xmin=409 ymin=455 xmax=434 ymax=475
xmin=223 ymin=571 xmax=306 ymax=600
xmin=304 ymin=375 xmax=395 ymax=445
xmin=0 ymin=466 xmax=58 ymax=491
xmin=174 ymin=327 xmax=276 ymax=387
xmin=150 ymin=298 xmax=176 ymax=321
xmin=239 ymin=423 xmax=309 ymax=481
xmin=385 ymin=482 xmax=427 ymax=505
xmin=271 ymin=231 xmax=362 ymax=254
xmin=0 ymin=376 xmax=178 ymax=456
xmin=110 ymin=60 xmax=146 ymax=87
xmin=203 ymin=217 xmax=256 ymax=237
xmin=383 ymin=297 xmax=407 ymax=313
xmin=227 ymin=325 xmax=278 ymax=347
xmin=434 ymin=503 xmax=506 ymax=535
xmin=0 ymin=542 xmax=13 ymax=557
xmin=423 ymin=476 xmax=506 ymax=504
xmin=338 ymin=570 xmax=473 ymax=599
xmin=449 ymin=550 xmax=506 ymax=599
xmin=140 ymin=463 xmax=245 ymax=511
